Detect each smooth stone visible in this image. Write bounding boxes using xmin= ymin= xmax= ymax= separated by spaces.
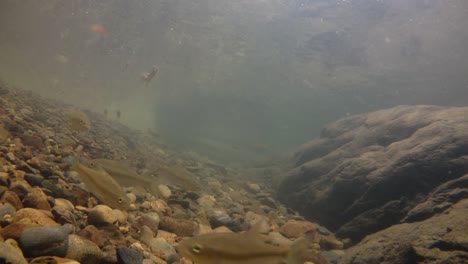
xmin=317 ymin=225 xmax=331 ymax=235
xmin=279 ymin=220 xmax=317 ymax=239
xmin=0 ymin=238 xmax=28 ymax=264
xmin=193 ymin=223 xmax=213 ymax=236
xmin=159 ymin=216 xmax=196 ymax=237
xmin=117 ymin=247 xmax=143 ymax=264
xmin=24 ymin=173 xmax=44 ymax=186
xmin=65 ymin=234 xmax=103 ymax=263
xmin=52 ymin=208 xmax=76 ymax=225
xmin=150 ymin=237 xmax=176 ymax=257
xmin=112 ymin=209 xmax=128 ymax=223
xmin=246 ymin=183 xmax=261 ymax=192
xmin=88 ymin=205 xmax=117 ymax=226
xmin=0 ymin=202 xmax=16 ymax=218
xmin=54 ymin=198 xmax=75 ymax=211
xmin=1 ymin=190 xmax=24 ymax=210
xmin=13 ymin=208 xmax=59 ymax=226
xmin=0 ymin=222 xmax=31 ymax=240
xmin=22 ymin=186 xmax=52 ymax=210
xmin=9 ymin=179 xmax=32 ymax=199
xmin=157 ymin=184 xmax=172 ymax=198
xmin=18 ymin=224 xmax=74 ymax=258
xmin=126 ymin=192 xmax=137 ymax=204
xmin=131 ymin=212 xmax=160 ymax=233
xmin=77 ymin=225 xmax=108 ymax=248
xmin=208 ymin=210 xmax=231 ymax=228
xmin=30 ymin=256 xmax=80 ymax=264
xmin=156 ymin=230 xmax=178 ymax=244
xmin=322 ymin=250 xmax=343 ymax=264
xmin=244 ymin=211 xmax=269 ymax=232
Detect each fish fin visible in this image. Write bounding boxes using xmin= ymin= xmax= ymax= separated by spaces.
xmin=287 ymin=231 xmax=328 ymax=264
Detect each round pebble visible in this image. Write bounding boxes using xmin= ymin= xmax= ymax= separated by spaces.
xmin=88 ymin=205 xmax=117 ymax=226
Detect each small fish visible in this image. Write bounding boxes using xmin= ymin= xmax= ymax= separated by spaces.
xmin=91 ymin=159 xmax=160 ymax=197
xmin=90 ymin=23 xmax=107 ymax=34
xmin=155 ymin=165 xmax=200 ymax=192
xmin=178 ymin=224 xmax=327 ymax=264
xmin=140 ymin=65 xmax=158 ymax=86
xmin=71 ymin=160 xmax=130 ymax=210
xmin=69 ymin=110 xmax=90 ymax=132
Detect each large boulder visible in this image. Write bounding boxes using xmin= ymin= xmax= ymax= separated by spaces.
xmin=339 ymin=198 xmax=468 ymax=264
xmin=277 ymin=105 xmax=468 ymax=241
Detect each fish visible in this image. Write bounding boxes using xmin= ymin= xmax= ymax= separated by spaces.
xmin=177 ymin=223 xmax=327 ymax=264
xmin=68 ymin=110 xmax=91 ymax=132
xmin=155 ymin=165 xmax=200 ymax=192
xmin=71 ymin=160 xmax=130 ymax=210
xmin=140 ymin=65 xmax=158 ymax=86
xmin=91 ymin=159 xmax=160 ymax=197
xmin=90 ymin=24 xmax=107 ymax=34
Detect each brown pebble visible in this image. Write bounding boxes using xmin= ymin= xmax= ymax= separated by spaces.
xmin=22 ymin=187 xmax=52 ymax=211
xmin=159 ymin=216 xmax=197 ymax=237
xmin=30 ymin=256 xmax=80 ymax=264
xmin=279 ymin=220 xmax=317 ymax=239
xmin=12 ymin=208 xmax=59 ymax=226
xmin=78 ymin=225 xmax=109 ymax=248
xmin=0 ymin=222 xmax=31 ymax=240
xmin=1 ymin=190 xmax=23 ymax=210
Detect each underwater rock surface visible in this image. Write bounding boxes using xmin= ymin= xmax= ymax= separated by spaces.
xmin=278 ymin=105 xmax=468 ymax=242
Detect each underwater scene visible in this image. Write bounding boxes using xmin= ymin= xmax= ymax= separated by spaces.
xmin=0 ymin=0 xmax=467 ymax=263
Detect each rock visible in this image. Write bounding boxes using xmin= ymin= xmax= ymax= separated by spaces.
xmin=322 ymin=250 xmax=343 ymax=264
xmin=22 ymin=186 xmax=52 ymax=210
xmin=0 ymin=238 xmax=28 ymax=264
xmin=0 ymin=202 xmax=16 ymax=218
xmin=113 ymin=209 xmax=128 ymax=223
xmin=13 ymin=208 xmax=58 ymax=226
xmin=159 ymin=216 xmax=196 ymax=237
xmin=156 ymin=230 xmax=178 ymax=244
xmin=197 ymin=195 xmax=216 ymax=209
xmin=117 ymin=247 xmax=143 ymax=264
xmin=9 ymin=179 xmax=32 ymax=199
xmin=18 ymin=224 xmax=74 ymax=258
xmin=54 ymin=198 xmax=75 ymax=211
xmin=340 ymin=198 xmax=468 ymax=264
xmin=150 ymin=238 xmax=176 ymax=258
xmin=29 ymin=256 xmax=80 ymax=264
xmin=131 ymin=212 xmax=160 ymax=233
xmin=278 ymin=105 xmax=468 ymax=241
xmin=213 ymin=226 xmax=233 ymax=233
xmin=77 ymin=225 xmax=109 ymax=248
xmin=0 ymin=222 xmax=31 ymax=240
xmin=88 ymin=205 xmax=117 ymax=226
xmin=41 ymin=180 xmax=77 ymax=204
xmin=208 ymin=210 xmax=231 ymax=228
xmin=52 ymin=207 xmax=76 ymax=225
xmin=24 ymin=173 xmax=44 ymax=186
xmin=279 ymin=220 xmax=317 ymax=239
xmin=1 ymin=190 xmax=23 ymax=210
xmin=317 ymin=226 xmax=331 ymax=235
xmin=193 ymin=223 xmax=212 ymax=236
xmin=319 ymin=237 xmax=344 ymax=250
xmin=65 ymin=234 xmax=103 ymax=263
xmin=246 ymin=183 xmax=261 ymax=192
xmin=157 ymin=184 xmax=172 ymax=198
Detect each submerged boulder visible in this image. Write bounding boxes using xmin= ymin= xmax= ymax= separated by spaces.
xmin=277 ymin=105 xmax=468 ymax=242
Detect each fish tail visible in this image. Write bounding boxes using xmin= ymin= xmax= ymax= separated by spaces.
xmin=287 ymin=231 xmax=328 ymax=264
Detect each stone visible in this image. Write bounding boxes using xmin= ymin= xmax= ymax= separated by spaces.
xmin=278 ymin=105 xmax=468 ymax=241
xmin=208 ymin=210 xmax=231 ymax=228
xmin=0 ymin=202 xmax=16 ymax=218
xmin=117 ymin=247 xmax=143 ymax=264
xmin=65 ymin=234 xmax=103 ymax=263
xmin=77 ymin=225 xmax=108 ymax=248
xmin=29 ymin=256 xmax=80 ymax=264
xmin=52 ymin=208 xmax=76 ymax=225
xmin=131 ymin=212 xmax=160 ymax=233
xmin=157 ymin=184 xmax=172 ymax=198
xmin=88 ymin=205 xmax=117 ymax=226
xmin=150 ymin=237 xmax=176 ymax=258
xmin=159 ymin=216 xmax=196 ymax=237
xmin=340 ymin=199 xmax=468 ymax=264
xmin=0 ymin=238 xmax=28 ymax=264
xmin=279 ymin=220 xmax=317 ymax=239
xmin=1 ymin=190 xmax=23 ymax=210
xmin=0 ymin=222 xmax=31 ymax=240
xmin=24 ymin=173 xmax=44 ymax=186
xmin=319 ymin=237 xmax=344 ymax=250
xmin=54 ymin=198 xmax=75 ymax=211
xmin=22 ymin=186 xmax=52 ymax=210
xmin=13 ymin=208 xmax=58 ymax=226
xmin=18 ymin=224 xmax=74 ymax=258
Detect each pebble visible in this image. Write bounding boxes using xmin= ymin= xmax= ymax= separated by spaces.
xmin=317 ymin=225 xmax=331 ymax=235
xmin=0 ymin=202 xmax=16 ymax=218
xmin=0 ymin=238 xmax=28 ymax=264
xmin=131 ymin=212 xmax=160 ymax=233
xmin=319 ymin=237 xmax=344 ymax=250
xmin=22 ymin=186 xmax=52 ymax=210
xmin=208 ymin=210 xmax=231 ymax=228
xmin=77 ymin=225 xmax=108 ymax=248
xmin=13 ymin=208 xmax=59 ymax=226
xmin=159 ymin=216 xmax=196 ymax=237
xmin=322 ymin=250 xmax=344 ymax=264
xmin=18 ymin=224 xmax=74 ymax=258
xmin=9 ymin=179 xmax=32 ymax=199
xmin=0 ymin=222 xmax=31 ymax=240
xmin=88 ymin=205 xmax=117 ymax=226
xmin=29 ymin=256 xmax=80 ymax=264
xmin=65 ymin=234 xmax=103 ymax=263
xmin=54 ymin=198 xmax=75 ymax=211
xmin=150 ymin=237 xmax=176 ymax=257
xmin=157 ymin=184 xmax=172 ymax=198
xmin=117 ymin=247 xmax=143 ymax=264
xmin=156 ymin=230 xmax=178 ymax=244
xmin=193 ymin=223 xmax=213 ymax=236
xmin=2 ymin=190 xmax=24 ymax=210
xmin=279 ymin=220 xmax=317 ymax=239
xmin=24 ymin=173 xmax=44 ymax=186
xmin=113 ymin=208 xmax=128 ymax=223
xmin=246 ymin=183 xmax=261 ymax=192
